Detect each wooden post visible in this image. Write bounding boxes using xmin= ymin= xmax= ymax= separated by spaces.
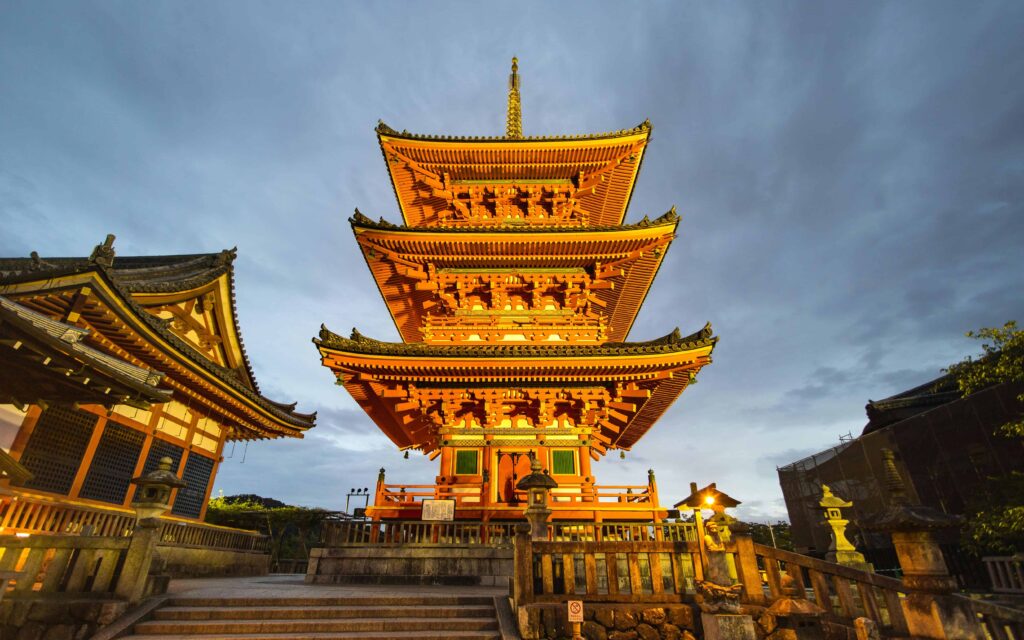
xmin=732 ymin=523 xmax=765 ymax=604
xmin=513 ymin=523 xmax=533 ymax=606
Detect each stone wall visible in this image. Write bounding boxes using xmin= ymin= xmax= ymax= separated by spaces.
xmin=519 ymin=603 xmax=699 ymax=640
xmin=307 ymin=545 xmax=513 ymax=586
xmin=0 ymin=596 xmax=127 ymax=640
xmin=157 ymin=544 xmax=269 ymax=578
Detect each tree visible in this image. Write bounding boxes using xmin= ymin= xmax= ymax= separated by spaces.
xmin=205 ymin=495 xmax=332 ymax=565
xmin=943 ymin=321 xmax=1024 ymax=555
xmin=747 ymin=521 xmax=794 ymax=551
xmin=943 ymin=321 xmax=1024 ymax=437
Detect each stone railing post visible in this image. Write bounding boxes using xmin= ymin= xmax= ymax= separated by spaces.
xmin=114 ymin=457 xmax=185 ymax=603
xmin=513 ymin=523 xmax=533 ymax=607
xmin=113 ymin=517 xmax=163 ymax=602
xmin=731 ymin=522 xmax=765 ymax=604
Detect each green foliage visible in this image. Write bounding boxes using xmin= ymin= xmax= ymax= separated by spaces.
xmin=944 ymin=322 xmax=1024 ymax=555
xmin=747 ymin=521 xmax=794 ymax=551
xmin=961 ymin=472 xmax=1024 ymax=556
xmin=205 ymin=494 xmax=331 ymax=562
xmin=944 ymin=321 xmax=1024 ymax=437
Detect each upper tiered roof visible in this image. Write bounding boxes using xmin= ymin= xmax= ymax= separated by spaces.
xmin=377 ymin=121 xmax=651 ymax=229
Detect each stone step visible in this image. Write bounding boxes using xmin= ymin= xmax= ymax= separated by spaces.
xmin=167 ymin=595 xmax=495 ymax=608
xmin=121 ymin=632 xmax=502 ymax=640
xmin=154 ymin=604 xmax=497 ymax=621
xmin=133 ymin=616 xmax=500 ymax=635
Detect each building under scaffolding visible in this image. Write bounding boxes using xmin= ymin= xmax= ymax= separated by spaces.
xmin=778 ymin=375 xmax=1023 ymax=583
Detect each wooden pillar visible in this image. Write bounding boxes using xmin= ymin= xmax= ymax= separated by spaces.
xmin=7 ymin=405 xmax=42 ymax=462
xmin=68 ymin=413 xmax=107 ymax=500
xmin=731 ymin=524 xmax=765 ymax=604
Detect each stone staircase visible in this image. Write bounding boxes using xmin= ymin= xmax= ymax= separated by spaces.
xmin=119 ymin=594 xmax=504 ymax=639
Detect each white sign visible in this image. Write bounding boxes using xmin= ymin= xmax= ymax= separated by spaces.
xmin=567 ymin=600 xmax=583 ymax=623
xmin=421 ymin=499 xmax=455 ymax=521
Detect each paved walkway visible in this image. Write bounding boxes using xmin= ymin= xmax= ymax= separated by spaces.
xmin=166 ymin=574 xmax=510 ymax=599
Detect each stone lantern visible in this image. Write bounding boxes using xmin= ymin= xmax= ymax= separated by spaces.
xmin=864 ymin=448 xmax=981 ymax=640
xmin=114 ymin=457 xmax=187 ymax=603
xmin=819 ymin=484 xmax=872 ymax=572
xmin=131 ymin=456 xmax=186 ymax=522
xmin=516 ymin=452 xmax=557 ymax=540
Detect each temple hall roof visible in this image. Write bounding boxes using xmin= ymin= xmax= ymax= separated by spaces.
xmin=0 ymin=237 xmax=315 ymax=437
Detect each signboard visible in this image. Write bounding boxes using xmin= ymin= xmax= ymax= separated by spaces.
xmin=421 ymin=499 xmax=456 ymax=521
xmin=567 ymin=600 xmax=583 ymax=623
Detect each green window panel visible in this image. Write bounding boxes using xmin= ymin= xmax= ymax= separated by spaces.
xmin=454 ymin=449 xmax=479 ymax=475
xmin=551 ymin=450 xmax=576 ymax=475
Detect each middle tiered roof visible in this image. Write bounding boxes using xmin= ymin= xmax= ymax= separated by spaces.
xmin=351 ymin=209 xmax=679 ymax=344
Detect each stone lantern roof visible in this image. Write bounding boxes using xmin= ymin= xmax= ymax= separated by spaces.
xmin=515 ymin=455 xmax=558 ymax=491
xmin=864 ymin=449 xmax=961 ymax=532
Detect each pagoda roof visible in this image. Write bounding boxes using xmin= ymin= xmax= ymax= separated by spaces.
xmin=315 ymin=324 xmax=715 ymax=451
xmin=349 ymin=210 xmax=679 ymax=343
xmin=0 ymin=238 xmax=315 ymax=438
xmin=376 ymin=120 xmax=652 ymax=228
xmin=316 ymin=323 xmax=715 ymax=358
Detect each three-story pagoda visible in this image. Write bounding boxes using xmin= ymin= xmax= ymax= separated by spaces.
xmin=316 ymin=59 xmax=716 ymax=522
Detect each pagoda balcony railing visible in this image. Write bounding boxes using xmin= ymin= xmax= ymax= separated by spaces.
xmin=374 ymin=481 xmax=656 ymax=508
xmin=0 ymin=487 xmax=269 ymax=553
xmin=321 ymin=520 xmax=696 ymax=548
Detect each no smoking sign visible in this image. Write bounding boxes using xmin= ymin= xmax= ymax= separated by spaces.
xmin=567 ymin=600 xmax=583 ymax=623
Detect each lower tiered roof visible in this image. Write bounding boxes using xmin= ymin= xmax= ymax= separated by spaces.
xmin=314 ymin=324 xmax=716 ymax=453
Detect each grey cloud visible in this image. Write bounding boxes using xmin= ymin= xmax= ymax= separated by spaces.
xmin=2 ymin=0 xmax=1022 ymax=520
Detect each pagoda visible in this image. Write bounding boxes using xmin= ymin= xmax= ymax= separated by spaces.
xmin=316 ymin=59 xmax=716 ymax=523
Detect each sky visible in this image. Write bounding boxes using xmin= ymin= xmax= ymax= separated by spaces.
xmin=1 ymin=1 xmax=1022 ymax=521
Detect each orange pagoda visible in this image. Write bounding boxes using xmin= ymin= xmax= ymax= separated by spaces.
xmin=316 ymin=59 xmax=716 ymax=523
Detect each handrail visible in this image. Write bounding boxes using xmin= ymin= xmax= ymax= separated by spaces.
xmin=750 ymin=542 xmax=910 ymax=634
xmin=956 ymin=594 xmax=1024 ymax=638
xmin=375 ymin=481 xmax=654 ymax=505
xmin=321 ymin=519 xmax=519 ymax=547
xmin=0 ymin=533 xmax=130 ymax=596
xmin=0 ymin=490 xmax=269 ymax=553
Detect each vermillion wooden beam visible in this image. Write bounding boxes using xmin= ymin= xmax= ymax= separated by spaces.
xmin=619 ymin=388 xmax=650 ymax=399
xmin=608 ymin=401 xmax=636 ymax=412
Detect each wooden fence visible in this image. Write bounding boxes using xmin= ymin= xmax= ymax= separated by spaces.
xmin=513 ymin=527 xmax=1024 ymax=638
xmin=0 ymin=490 xmax=269 ymax=554
xmin=984 ymin=555 xmax=1024 ymax=594
xmin=320 ymin=520 xmax=697 ymax=548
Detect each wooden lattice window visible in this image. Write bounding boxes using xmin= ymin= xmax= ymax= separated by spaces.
xmin=21 ymin=405 xmax=97 ymax=495
xmin=171 ymin=453 xmax=214 ymax=518
xmin=143 ymin=438 xmax=184 ymax=475
xmin=79 ymin=422 xmax=144 ymax=504
xmin=454 ymin=449 xmax=479 ymax=475
xmin=551 ymin=449 xmax=576 ymax=475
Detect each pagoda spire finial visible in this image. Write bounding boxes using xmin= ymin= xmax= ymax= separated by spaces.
xmin=506 ymin=57 xmax=522 ymax=139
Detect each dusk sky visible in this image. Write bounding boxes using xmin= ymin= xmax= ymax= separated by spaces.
xmin=2 ymin=1 xmax=1022 ymax=521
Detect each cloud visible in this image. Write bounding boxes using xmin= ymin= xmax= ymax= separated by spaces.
xmin=2 ymin=1 xmax=1023 ymax=522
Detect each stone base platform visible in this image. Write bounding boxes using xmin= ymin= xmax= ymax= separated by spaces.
xmin=307 ymin=545 xmax=513 ymax=586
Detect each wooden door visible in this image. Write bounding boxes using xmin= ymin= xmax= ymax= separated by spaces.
xmin=495 ymin=450 xmax=534 ymax=505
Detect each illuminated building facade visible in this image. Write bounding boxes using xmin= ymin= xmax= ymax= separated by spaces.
xmin=317 ymin=60 xmax=715 ymax=522
xmin=0 ymin=237 xmax=315 ymax=528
